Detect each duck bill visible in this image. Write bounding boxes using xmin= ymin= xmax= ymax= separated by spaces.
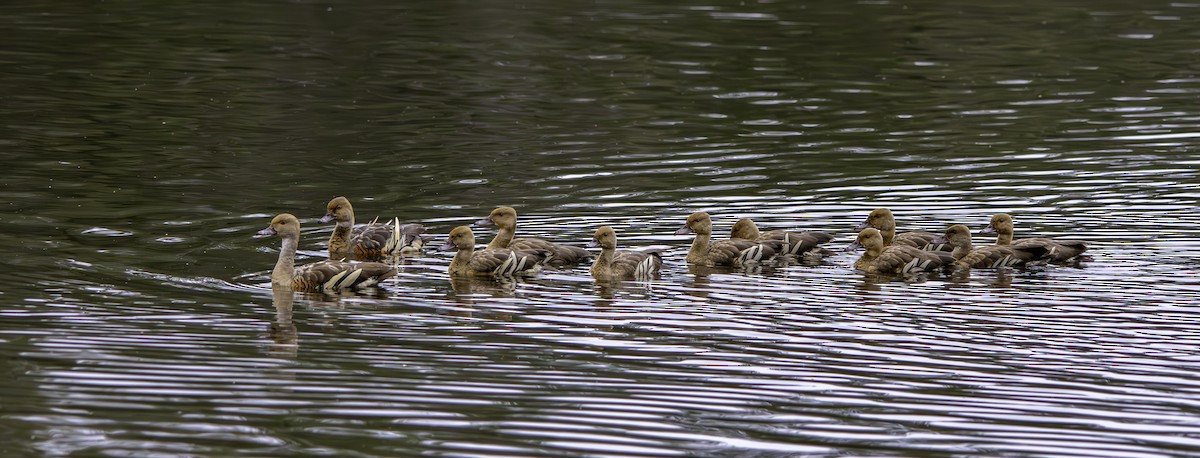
xmin=930 ymin=236 xmax=948 ymax=245
xmin=673 ymin=225 xmax=694 ymax=235
xmin=587 ymin=239 xmax=600 ymax=248
xmin=255 ymin=227 xmax=276 ymax=237
xmin=438 ymin=241 xmax=457 ymax=251
xmin=979 ymin=224 xmax=996 ymax=235
xmin=846 ymin=241 xmax=862 ymax=251
xmin=474 ymin=217 xmax=495 ymax=227
xmin=854 ymin=220 xmax=871 ymax=231
xmin=318 ymin=214 xmax=334 ymax=223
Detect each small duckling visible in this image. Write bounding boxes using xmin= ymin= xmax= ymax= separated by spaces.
xmin=855 ymin=208 xmax=950 ymax=251
xmin=934 ymin=224 xmax=1052 ymax=269
xmin=320 ymin=196 xmax=427 ymax=260
xmin=729 ymin=217 xmax=835 ymax=260
xmin=475 ymin=206 xmax=591 ymax=267
xmin=589 ymin=226 xmax=663 ymax=281
xmin=675 ymin=212 xmax=784 ymax=267
xmin=257 ymin=213 xmax=396 ymax=292
xmin=981 ymin=213 xmax=1088 ymax=262
xmin=850 ymin=228 xmax=955 ymax=275
xmin=441 ymin=226 xmax=549 ymax=277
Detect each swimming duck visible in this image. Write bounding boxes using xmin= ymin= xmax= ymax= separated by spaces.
xmin=981 ymin=213 xmax=1088 ymax=262
xmin=320 ymin=196 xmax=427 ymax=260
xmin=729 ymin=217 xmax=835 ymax=259
xmin=933 ymin=224 xmax=1052 ymax=269
xmin=475 ymin=206 xmax=591 ymax=267
xmin=855 ymin=208 xmax=950 ymax=251
xmin=441 ymin=226 xmax=549 ymax=277
xmin=675 ymin=212 xmax=784 ymax=267
xmin=849 ymin=228 xmax=956 ymax=274
xmin=589 ymin=226 xmax=663 ymax=281
xmin=257 ymin=213 xmax=396 ymax=291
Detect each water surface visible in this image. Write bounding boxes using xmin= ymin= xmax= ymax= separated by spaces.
xmin=3 ymin=0 xmax=1200 ymax=456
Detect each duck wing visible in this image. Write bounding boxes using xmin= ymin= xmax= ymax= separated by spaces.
xmin=510 ymin=237 xmax=591 ymax=266
xmin=292 ymin=260 xmax=396 ymax=291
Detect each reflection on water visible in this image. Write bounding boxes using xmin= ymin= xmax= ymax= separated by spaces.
xmin=3 ymin=0 xmax=1200 ymax=456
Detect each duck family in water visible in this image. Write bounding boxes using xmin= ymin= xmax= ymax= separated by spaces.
xmin=254 ymin=197 xmax=1089 ymax=292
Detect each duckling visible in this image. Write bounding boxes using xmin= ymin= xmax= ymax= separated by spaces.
xmin=849 ymin=228 xmax=956 ymax=275
xmin=855 ymin=208 xmax=951 ymax=251
xmin=589 ymin=226 xmax=663 ymax=281
xmin=729 ymin=217 xmax=835 ymax=259
xmin=475 ymin=206 xmax=591 ymax=267
xmin=257 ymin=213 xmax=396 ymax=292
xmin=320 ymin=196 xmax=427 ymax=260
xmin=675 ymin=212 xmax=784 ymax=267
xmin=933 ymin=224 xmax=1052 ymax=269
xmin=981 ymin=213 xmax=1088 ymax=262
xmin=441 ymin=226 xmax=549 ymax=277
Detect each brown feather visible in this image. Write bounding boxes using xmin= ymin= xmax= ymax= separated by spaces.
xmin=590 ymin=226 xmax=663 ymax=281
xmin=446 ymin=226 xmax=547 ymax=277
xmin=729 ymin=218 xmax=834 ymax=258
xmin=259 ymin=213 xmax=396 ymax=292
xmin=477 ymin=206 xmax=591 ymax=267
xmin=322 ymin=197 xmax=426 ymax=260
xmin=853 ymin=228 xmax=952 ymax=274
xmin=857 ymin=208 xmax=952 ymax=252
xmin=937 ymin=224 xmax=1053 ymax=269
xmin=983 ymin=213 xmax=1088 ymax=262
xmin=679 ymin=212 xmax=781 ymax=267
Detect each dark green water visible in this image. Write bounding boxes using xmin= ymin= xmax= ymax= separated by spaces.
xmin=3 ymin=0 xmax=1200 ymax=456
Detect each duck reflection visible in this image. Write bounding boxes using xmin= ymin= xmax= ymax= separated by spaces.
xmin=588 ymin=278 xmax=660 ymax=309
xmin=268 ymin=288 xmax=298 ymax=358
xmin=448 ymin=275 xmax=517 ymax=303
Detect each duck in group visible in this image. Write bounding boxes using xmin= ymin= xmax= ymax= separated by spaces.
xmin=254 ymin=202 xmax=1089 ymax=290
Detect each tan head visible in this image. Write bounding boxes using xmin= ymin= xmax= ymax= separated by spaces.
xmin=257 ymin=213 xmax=301 ymax=238
xmin=857 ymin=208 xmax=896 ymax=231
xmin=981 ymin=213 xmax=1013 ymax=235
xmin=730 ymin=218 xmax=760 ymax=240
xmin=850 ymin=228 xmax=885 ymax=254
xmin=931 ymin=224 xmax=973 ymax=251
xmin=589 ymin=226 xmax=618 ymax=249
xmin=476 ymin=206 xmax=517 ymax=229
xmin=441 ymin=226 xmax=477 ymax=251
xmin=319 ymin=196 xmax=354 ymax=224
xmin=674 ymin=211 xmax=712 ymax=236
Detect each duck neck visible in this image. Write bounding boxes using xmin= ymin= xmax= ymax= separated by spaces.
xmin=272 ymin=233 xmax=299 ymax=288
xmin=995 ymin=228 xmax=1013 ymax=245
xmin=328 ymin=220 xmax=353 ymax=256
xmin=592 ymin=246 xmax=615 ymax=277
xmin=449 ymin=246 xmax=475 ymax=275
xmin=488 ymin=223 xmax=515 ymax=249
xmin=879 ymin=224 xmax=896 ymax=246
xmin=686 ymin=232 xmax=711 ymax=264
xmin=864 ymin=244 xmax=883 ymax=260
xmin=950 ymin=238 xmax=973 ymax=260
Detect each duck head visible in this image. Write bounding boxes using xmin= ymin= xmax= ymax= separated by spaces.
xmin=674 ymin=211 xmax=712 ymax=236
xmin=589 ymin=226 xmax=617 ymax=249
xmin=319 ymin=196 xmax=353 ymax=224
xmin=441 ymin=226 xmax=477 ymax=251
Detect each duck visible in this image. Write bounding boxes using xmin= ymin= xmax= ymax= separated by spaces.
xmin=441 ymin=226 xmax=549 ymax=277
xmin=675 ymin=212 xmax=784 ymax=267
xmin=320 ymin=196 xmax=427 ymax=260
xmin=475 ymin=206 xmax=591 ymax=267
xmin=589 ymin=226 xmax=663 ymax=281
xmin=850 ymin=228 xmax=956 ymax=275
xmin=257 ymin=213 xmax=397 ymax=292
xmin=855 ymin=208 xmax=951 ymax=251
xmin=933 ymin=224 xmax=1053 ymax=269
xmin=729 ymin=217 xmax=836 ymax=259
xmin=981 ymin=213 xmax=1088 ymax=262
